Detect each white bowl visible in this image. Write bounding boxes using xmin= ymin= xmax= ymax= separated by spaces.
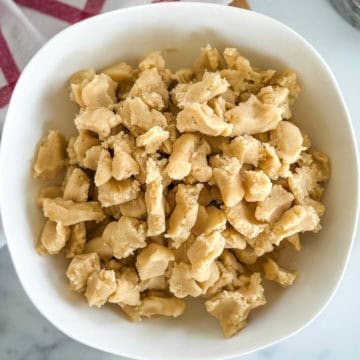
xmin=0 ymin=3 xmax=359 ymax=359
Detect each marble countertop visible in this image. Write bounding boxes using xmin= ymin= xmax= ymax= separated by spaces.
xmin=1 ymin=0 xmax=360 ymax=359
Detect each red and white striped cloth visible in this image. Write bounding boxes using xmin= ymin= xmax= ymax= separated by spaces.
xmin=0 ymin=0 xmax=228 ymax=121
xmin=0 ymin=0 xmax=228 ymax=247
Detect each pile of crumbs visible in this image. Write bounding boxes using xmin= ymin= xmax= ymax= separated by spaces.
xmin=33 ymin=45 xmax=329 ymax=338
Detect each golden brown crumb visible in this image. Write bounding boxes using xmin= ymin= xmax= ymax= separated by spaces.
xmin=85 ymin=269 xmax=117 ymax=307
xmin=63 ymin=167 xmax=91 ymax=202
xmin=166 ymin=133 xmax=199 ymax=180
xmin=81 ymin=73 xmax=117 ymax=108
xmin=168 ymin=262 xmax=203 ymax=298
xmin=145 ymin=158 xmax=166 ymax=236
xmin=66 ymin=252 xmax=100 ymax=292
xmin=108 ymin=268 xmax=141 ymax=306
xmin=139 ymin=295 xmax=186 ymax=318
xmin=102 ymin=216 xmax=147 ymax=259
xmin=243 ymin=170 xmax=272 ymax=202
xmin=66 ymin=222 xmax=86 ymax=258
xmin=136 ymin=243 xmax=174 ymax=280
xmin=165 ymin=184 xmax=203 ymax=248
xmin=33 ymin=131 xmax=67 ymax=179
xmin=42 ymin=198 xmax=105 ymax=226
xmin=225 ymin=201 xmax=267 ymax=239
xmin=263 ymin=258 xmax=297 ymax=287
xmin=205 ymin=273 xmax=266 ymax=338
xmin=187 ymin=230 xmax=225 ymax=281
xmin=74 ymin=108 xmax=121 ymax=139
xmin=97 ymin=179 xmax=140 ymax=207
xmin=94 ymin=149 xmax=112 ymax=187
xmin=84 ymin=236 xmax=113 ymax=260
xmin=211 ymin=156 xmax=244 ymax=207
xmin=39 ymin=220 xmax=70 ymax=254
xmin=119 ymin=192 xmax=147 ymax=219
xmin=255 ymin=184 xmax=294 ymax=223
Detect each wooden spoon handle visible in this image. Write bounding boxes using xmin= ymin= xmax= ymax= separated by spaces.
xmin=229 ymin=0 xmax=250 ymax=9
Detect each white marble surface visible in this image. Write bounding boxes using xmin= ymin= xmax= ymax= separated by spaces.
xmin=1 ymin=0 xmax=360 ymax=359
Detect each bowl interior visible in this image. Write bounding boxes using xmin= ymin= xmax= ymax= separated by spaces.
xmin=0 ymin=3 xmax=358 ymax=360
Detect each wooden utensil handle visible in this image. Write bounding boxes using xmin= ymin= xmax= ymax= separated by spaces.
xmin=229 ymin=0 xmax=250 ymax=9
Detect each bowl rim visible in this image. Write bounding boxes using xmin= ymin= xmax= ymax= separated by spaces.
xmin=1 ymin=2 xmax=359 ymax=359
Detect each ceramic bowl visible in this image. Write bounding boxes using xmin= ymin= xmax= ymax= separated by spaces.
xmin=0 ymin=3 xmax=358 ymax=359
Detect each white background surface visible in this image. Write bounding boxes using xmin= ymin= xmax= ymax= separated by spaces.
xmin=0 ymin=0 xmax=359 ymax=359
